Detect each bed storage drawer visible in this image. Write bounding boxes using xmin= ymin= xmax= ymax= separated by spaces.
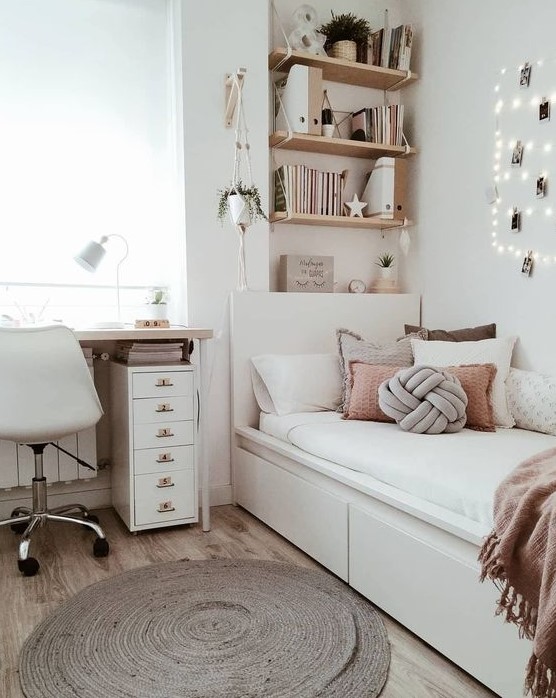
xmin=234 ymin=447 xmax=348 ymax=580
xmin=348 ymin=504 xmax=529 ymax=698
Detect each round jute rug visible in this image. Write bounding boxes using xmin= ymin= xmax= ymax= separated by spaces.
xmin=19 ymin=559 xmax=390 ymax=698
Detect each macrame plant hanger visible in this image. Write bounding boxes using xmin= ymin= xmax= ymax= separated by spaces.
xmin=228 ymin=71 xmax=253 ymax=291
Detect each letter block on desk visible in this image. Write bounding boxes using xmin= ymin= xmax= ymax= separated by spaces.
xmin=109 ymin=361 xmax=198 ymax=532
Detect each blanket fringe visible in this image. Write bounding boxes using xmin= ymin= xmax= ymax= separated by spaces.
xmin=526 ymin=654 xmax=556 ymax=698
xmin=478 ymin=531 xmax=537 ymax=640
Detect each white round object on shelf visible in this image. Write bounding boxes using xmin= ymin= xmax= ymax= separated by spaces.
xmin=348 ymin=279 xmax=367 ymax=294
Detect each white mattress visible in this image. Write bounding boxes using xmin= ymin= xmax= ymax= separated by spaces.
xmin=259 ymin=412 xmax=556 ymax=528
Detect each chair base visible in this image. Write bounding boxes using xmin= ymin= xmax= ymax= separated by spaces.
xmin=0 ymin=479 xmax=109 ymax=576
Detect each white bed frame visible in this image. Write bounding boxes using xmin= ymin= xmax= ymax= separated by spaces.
xmin=230 ymin=291 xmax=529 ymax=698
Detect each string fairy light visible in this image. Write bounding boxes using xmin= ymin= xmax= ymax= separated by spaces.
xmin=490 ymin=57 xmax=556 ymax=268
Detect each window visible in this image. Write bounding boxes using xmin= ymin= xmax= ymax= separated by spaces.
xmin=0 ymin=0 xmax=185 ymax=325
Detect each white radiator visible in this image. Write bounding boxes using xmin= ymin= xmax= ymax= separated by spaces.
xmin=0 ymin=356 xmax=98 ymax=489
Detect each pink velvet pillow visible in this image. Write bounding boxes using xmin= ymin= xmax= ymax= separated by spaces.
xmin=345 ymin=361 xmax=497 ymax=432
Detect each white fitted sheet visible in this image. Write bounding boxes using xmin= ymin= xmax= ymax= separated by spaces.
xmin=259 ymin=412 xmax=556 ymax=527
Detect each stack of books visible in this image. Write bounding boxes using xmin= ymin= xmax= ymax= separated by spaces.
xmin=274 ymin=165 xmax=346 ymax=216
xmin=369 ymin=24 xmax=413 ymax=71
xmin=115 ymin=341 xmax=184 ymax=364
xmin=351 ymin=105 xmax=405 ymax=146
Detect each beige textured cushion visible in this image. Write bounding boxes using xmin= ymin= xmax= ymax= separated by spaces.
xmin=411 ymin=337 xmax=516 ymax=428
xmin=405 ymin=323 xmax=496 ymax=342
xmin=345 ymin=363 xmax=398 ymax=422
xmin=345 ymin=362 xmax=497 ymax=431
xmin=337 ymin=328 xmax=425 ymax=414
xmin=447 ymin=364 xmax=497 ymax=432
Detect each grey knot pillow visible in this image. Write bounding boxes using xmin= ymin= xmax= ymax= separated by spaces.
xmin=378 ymin=365 xmax=468 ymax=434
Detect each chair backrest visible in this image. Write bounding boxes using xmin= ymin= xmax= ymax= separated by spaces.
xmin=0 ymin=325 xmax=103 ymax=443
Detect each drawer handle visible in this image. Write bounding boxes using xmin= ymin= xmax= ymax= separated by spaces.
xmin=156 ymin=378 xmax=174 ymax=387
xmin=156 ymin=480 xmax=175 ymax=489
xmin=158 ymin=501 xmax=175 ymax=513
xmin=156 ymin=454 xmax=174 ymax=463
xmin=156 ymin=428 xmax=174 ymax=438
xmin=155 ymin=404 xmax=174 ymax=413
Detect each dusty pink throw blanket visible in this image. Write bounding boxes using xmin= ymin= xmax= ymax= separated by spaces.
xmin=479 ymin=447 xmax=556 ymax=697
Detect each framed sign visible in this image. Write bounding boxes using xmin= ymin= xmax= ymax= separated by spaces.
xmin=279 ymin=255 xmax=334 ymax=293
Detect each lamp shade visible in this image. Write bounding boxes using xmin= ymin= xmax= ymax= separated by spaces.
xmin=74 ymin=240 xmax=107 ymax=272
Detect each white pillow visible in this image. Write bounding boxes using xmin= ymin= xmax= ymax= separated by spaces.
xmin=506 ymin=368 xmax=556 ymax=435
xmin=411 ymin=336 xmax=517 ymax=428
xmin=250 ymin=354 xmax=342 ymax=416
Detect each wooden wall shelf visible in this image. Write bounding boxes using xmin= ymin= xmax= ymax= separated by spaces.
xmin=270 ymin=131 xmax=416 ymax=159
xmin=269 ymin=48 xmax=418 ymax=90
xmin=270 ymin=212 xmax=408 ymax=230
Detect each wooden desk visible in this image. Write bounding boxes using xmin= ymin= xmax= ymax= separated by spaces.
xmin=74 ymin=327 xmax=214 ymax=532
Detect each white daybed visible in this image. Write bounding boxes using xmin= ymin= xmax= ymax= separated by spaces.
xmin=230 ymin=291 xmax=554 ymax=698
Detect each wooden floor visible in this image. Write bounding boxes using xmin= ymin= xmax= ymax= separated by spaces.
xmin=0 ymin=505 xmax=497 ymax=698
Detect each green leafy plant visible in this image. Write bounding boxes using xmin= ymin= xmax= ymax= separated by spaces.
xmin=375 ymin=253 xmax=395 ymax=268
xmin=146 ymin=287 xmax=168 ymax=304
xmin=217 ymin=181 xmax=268 ymax=225
xmin=319 ymin=11 xmax=371 ymax=46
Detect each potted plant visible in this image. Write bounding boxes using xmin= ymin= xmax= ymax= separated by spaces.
xmin=144 ymin=287 xmax=168 ymax=320
xmin=375 ymin=252 xmax=395 ymax=279
xmin=217 ymin=181 xmax=268 ymax=229
xmin=319 ymin=11 xmax=371 ymax=63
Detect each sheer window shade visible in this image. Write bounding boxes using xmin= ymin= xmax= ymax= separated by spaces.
xmin=0 ymin=0 xmax=183 ymax=299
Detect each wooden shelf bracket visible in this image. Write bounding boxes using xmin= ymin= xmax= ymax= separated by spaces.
xmin=224 ymin=67 xmax=247 ymax=128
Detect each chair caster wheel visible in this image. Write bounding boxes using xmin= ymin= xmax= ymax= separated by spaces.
xmin=11 ymin=522 xmax=28 ymax=534
xmin=18 ymin=558 xmax=40 ymax=576
xmin=93 ymin=538 xmax=109 ymax=557
xmin=85 ymin=514 xmax=99 ymax=525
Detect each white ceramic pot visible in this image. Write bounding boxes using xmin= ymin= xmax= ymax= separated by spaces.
xmin=143 ymin=303 xmax=168 ymax=320
xmin=380 ymin=267 xmax=394 ymax=280
xmin=228 ymin=193 xmax=252 ymax=227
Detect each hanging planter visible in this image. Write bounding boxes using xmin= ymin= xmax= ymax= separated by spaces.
xmin=217 ymin=182 xmax=267 ymax=229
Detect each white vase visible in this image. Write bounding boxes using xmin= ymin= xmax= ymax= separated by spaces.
xmin=228 ymin=193 xmax=252 ymax=227
xmin=143 ymin=304 xmax=168 ymax=320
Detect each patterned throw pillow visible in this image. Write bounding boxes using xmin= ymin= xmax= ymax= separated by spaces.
xmin=337 ymin=328 xmax=426 ymax=415
xmin=506 ymin=368 xmax=556 ymax=435
xmin=345 ymin=362 xmax=497 ymax=431
xmin=405 ymin=323 xmax=496 ymax=342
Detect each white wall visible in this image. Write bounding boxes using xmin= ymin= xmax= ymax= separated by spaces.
xmin=401 ymin=0 xmax=556 ymax=373
xmin=180 ymin=0 xmax=269 ymax=503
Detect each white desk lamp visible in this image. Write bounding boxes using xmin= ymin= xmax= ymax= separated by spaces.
xmin=74 ymin=234 xmax=129 ymax=329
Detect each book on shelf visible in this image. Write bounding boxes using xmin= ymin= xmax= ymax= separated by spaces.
xmin=370 ymin=23 xmax=413 ymax=70
xmin=274 ymin=165 xmax=346 ymax=217
xmin=115 ymin=340 xmax=187 ymax=364
xmin=351 ymin=104 xmax=405 ymax=146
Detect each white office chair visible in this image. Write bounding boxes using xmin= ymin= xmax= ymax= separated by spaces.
xmin=0 ymin=325 xmax=109 ymax=576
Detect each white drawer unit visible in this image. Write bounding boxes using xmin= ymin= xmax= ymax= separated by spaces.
xmin=110 ymin=361 xmax=198 ymax=532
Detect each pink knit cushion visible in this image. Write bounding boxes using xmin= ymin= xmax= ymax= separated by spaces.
xmin=345 ymin=363 xmax=398 ymax=422
xmin=345 ymin=361 xmax=497 ymax=431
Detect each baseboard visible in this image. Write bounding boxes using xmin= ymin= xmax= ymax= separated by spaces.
xmin=209 ymin=484 xmax=232 ymax=507
xmin=0 ymin=476 xmax=232 ymax=518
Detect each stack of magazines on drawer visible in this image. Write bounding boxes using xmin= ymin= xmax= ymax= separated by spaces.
xmin=115 ymin=340 xmax=187 ymax=364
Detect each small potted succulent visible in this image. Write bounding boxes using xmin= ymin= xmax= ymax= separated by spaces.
xmin=319 ymin=11 xmax=371 ymax=63
xmin=217 ymin=181 xmax=268 ymax=229
xmin=144 ymin=287 xmax=169 ymax=320
xmin=375 ymin=252 xmax=395 ymax=279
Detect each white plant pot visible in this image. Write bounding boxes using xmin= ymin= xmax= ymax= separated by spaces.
xmin=143 ymin=304 xmax=168 ymax=320
xmin=380 ymin=267 xmax=394 ymax=280
xmin=228 ymin=193 xmax=252 ymax=227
